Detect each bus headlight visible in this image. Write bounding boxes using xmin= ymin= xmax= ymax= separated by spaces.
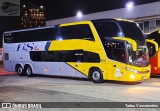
xmin=133 ymin=70 xmax=138 ymax=73
xmin=125 ymin=67 xmax=138 ymax=73
xmin=130 ymin=74 xmax=135 ymax=79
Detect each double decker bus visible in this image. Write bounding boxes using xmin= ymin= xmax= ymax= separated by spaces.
xmin=3 ymin=18 xmax=150 ymax=83
xmin=146 ymin=30 xmax=160 ymax=75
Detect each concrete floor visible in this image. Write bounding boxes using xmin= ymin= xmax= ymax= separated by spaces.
xmin=0 ymin=73 xmax=160 ymax=111
xmin=0 ymin=62 xmax=160 ymax=111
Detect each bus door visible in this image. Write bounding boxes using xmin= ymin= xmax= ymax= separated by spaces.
xmin=104 ymin=40 xmax=127 ymax=80
xmin=4 ymin=52 xmax=15 ymax=71
xmin=112 ymin=48 xmax=127 ymax=80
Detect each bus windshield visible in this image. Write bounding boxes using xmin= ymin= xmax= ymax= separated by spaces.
xmin=102 ymin=39 xmax=127 ymax=64
xmin=119 ymin=21 xmax=144 ymax=41
xmin=127 ymin=44 xmax=149 ymax=67
xmin=92 ymin=20 xmax=145 ymax=42
xmin=147 ymin=42 xmax=156 ymax=57
xmin=146 ymin=30 xmax=160 ymax=46
xmin=102 ymin=39 xmax=149 ymax=66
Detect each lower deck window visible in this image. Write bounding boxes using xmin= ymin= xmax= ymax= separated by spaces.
xmin=30 ymin=50 xmax=100 ymax=63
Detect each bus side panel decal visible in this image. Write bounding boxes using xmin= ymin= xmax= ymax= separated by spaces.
xmin=45 ymin=41 xmax=51 ymax=51
xmin=65 ymin=63 xmax=88 ymax=78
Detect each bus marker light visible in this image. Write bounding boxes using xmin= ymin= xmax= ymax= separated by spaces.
xmin=142 ymin=76 xmax=146 ymax=80
xmin=44 ymin=68 xmax=48 ymax=72
xmin=121 ymin=72 xmax=125 ymax=74
xmin=133 ymin=70 xmax=138 ymax=73
xmin=154 ymin=67 xmax=157 ymax=70
xmin=130 ymin=74 xmax=135 ymax=79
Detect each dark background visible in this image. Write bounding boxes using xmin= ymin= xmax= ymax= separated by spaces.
xmin=0 ymin=0 xmax=160 ymax=47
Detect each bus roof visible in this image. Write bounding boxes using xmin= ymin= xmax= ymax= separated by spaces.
xmin=91 ymin=18 xmax=135 ymax=23
xmin=4 ymin=25 xmax=56 ymax=34
xmin=4 ymin=18 xmax=134 ymax=34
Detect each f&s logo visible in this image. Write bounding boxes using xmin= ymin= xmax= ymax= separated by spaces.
xmin=17 ymin=43 xmax=39 ymax=51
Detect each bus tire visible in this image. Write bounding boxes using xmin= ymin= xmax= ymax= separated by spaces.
xmin=16 ymin=65 xmax=25 ymax=76
xmin=25 ymin=66 xmax=34 ymax=77
xmin=89 ymin=68 xmax=103 ymax=83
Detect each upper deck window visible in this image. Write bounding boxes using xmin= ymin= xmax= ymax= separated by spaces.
xmin=93 ymin=20 xmax=145 ymax=42
xmin=4 ymin=27 xmax=58 ymax=43
xmin=146 ymin=31 xmax=160 ymax=46
xmin=59 ymin=24 xmax=94 ymax=41
xmin=4 ymin=33 xmax=13 ymax=43
xmin=4 ymin=24 xmax=94 ymax=43
xmin=119 ymin=21 xmax=144 ymax=41
xmin=93 ymin=21 xmax=122 ymax=38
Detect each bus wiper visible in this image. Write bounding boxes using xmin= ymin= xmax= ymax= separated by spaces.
xmin=83 ymin=38 xmax=94 ymax=41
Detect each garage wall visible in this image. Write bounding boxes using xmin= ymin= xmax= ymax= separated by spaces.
xmin=46 ymin=1 xmax=160 ymax=26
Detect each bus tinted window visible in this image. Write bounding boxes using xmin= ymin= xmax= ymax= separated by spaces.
xmin=30 ymin=51 xmax=44 ymax=61
xmin=4 ymin=33 xmax=13 ymax=43
xmin=4 ymin=53 xmax=9 ymax=61
xmin=14 ymin=31 xmax=25 ymax=42
xmin=147 ymin=42 xmax=156 ymax=57
xmin=28 ymin=30 xmax=43 ymax=42
xmin=59 ymin=24 xmax=94 ymax=40
xmin=112 ymin=49 xmax=126 ymax=63
xmin=59 ymin=51 xmax=75 ymax=62
xmin=30 ymin=51 xmax=60 ymax=62
xmin=93 ymin=21 xmax=122 ymax=38
xmin=83 ymin=51 xmax=100 ymax=62
xmin=4 ymin=27 xmax=58 ymax=43
xmin=146 ymin=31 xmax=160 ymax=46
xmin=74 ymin=50 xmax=83 ymax=62
xmin=30 ymin=50 xmax=100 ymax=63
xmin=146 ymin=31 xmax=157 ymax=39
xmin=43 ymin=28 xmax=58 ymax=41
xmin=44 ymin=51 xmax=60 ymax=62
xmin=102 ymin=40 xmax=127 ymax=63
xmin=119 ymin=21 xmax=144 ymax=41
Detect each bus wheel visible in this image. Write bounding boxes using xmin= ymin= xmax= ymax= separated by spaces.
xmin=16 ymin=65 xmax=25 ymax=76
xmin=25 ymin=66 xmax=34 ymax=77
xmin=90 ymin=68 xmax=103 ymax=83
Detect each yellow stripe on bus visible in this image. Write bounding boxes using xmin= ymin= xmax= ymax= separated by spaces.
xmin=113 ymin=37 xmax=137 ymax=51
xmin=146 ymin=39 xmax=159 ymax=51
